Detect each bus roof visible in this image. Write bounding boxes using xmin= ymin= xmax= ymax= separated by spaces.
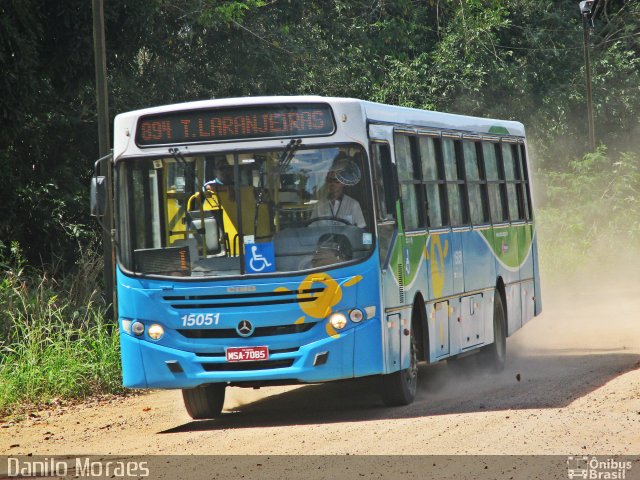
xmin=117 ymin=95 xmax=525 ymax=135
xmin=359 ymin=100 xmax=525 ymax=137
xmin=114 ymin=96 xmax=525 ymax=157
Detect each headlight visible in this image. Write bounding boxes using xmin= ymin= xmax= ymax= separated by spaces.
xmin=148 ymin=324 xmax=164 ymax=340
xmin=329 ymin=313 xmax=347 ymax=330
xmin=349 ymin=309 xmax=364 ymax=323
xmin=131 ymin=321 xmax=145 ymax=336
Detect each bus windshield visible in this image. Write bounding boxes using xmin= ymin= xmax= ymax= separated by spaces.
xmin=116 ymin=144 xmax=374 ymax=277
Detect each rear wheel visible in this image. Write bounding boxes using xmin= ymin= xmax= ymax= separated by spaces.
xmin=380 ymin=327 xmax=418 ymax=406
xmin=479 ymin=292 xmax=507 ymax=372
xmin=182 ymin=383 xmax=226 ymax=419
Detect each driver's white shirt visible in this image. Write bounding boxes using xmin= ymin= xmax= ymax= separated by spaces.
xmin=310 ymin=194 xmax=366 ymax=228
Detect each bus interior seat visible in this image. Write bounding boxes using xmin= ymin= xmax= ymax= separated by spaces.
xmin=185 ymin=210 xmax=223 ymax=255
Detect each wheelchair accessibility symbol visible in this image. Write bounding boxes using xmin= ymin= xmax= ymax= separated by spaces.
xmin=246 ymin=243 xmax=276 ymax=273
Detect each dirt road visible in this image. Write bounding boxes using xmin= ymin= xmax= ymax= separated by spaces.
xmin=1 ymin=271 xmax=639 ymax=458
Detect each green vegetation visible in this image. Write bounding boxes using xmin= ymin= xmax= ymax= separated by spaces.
xmin=2 ymin=1 xmax=639 ymax=265
xmin=0 ymin=0 xmax=638 ymax=414
xmin=0 ymin=243 xmax=123 ymax=417
xmin=537 ymin=146 xmax=640 ymax=278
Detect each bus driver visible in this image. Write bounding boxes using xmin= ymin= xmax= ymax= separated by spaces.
xmin=310 ymin=154 xmax=366 ymax=228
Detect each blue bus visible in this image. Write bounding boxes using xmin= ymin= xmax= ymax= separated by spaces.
xmin=91 ymin=96 xmax=541 ymax=418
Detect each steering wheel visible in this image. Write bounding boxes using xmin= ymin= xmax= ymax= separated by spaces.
xmin=305 ymin=216 xmax=353 ymax=227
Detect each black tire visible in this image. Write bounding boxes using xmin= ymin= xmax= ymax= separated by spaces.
xmin=182 ymin=383 xmax=226 ymax=419
xmin=380 ymin=328 xmax=418 ymax=406
xmin=479 ymin=291 xmax=507 ymax=372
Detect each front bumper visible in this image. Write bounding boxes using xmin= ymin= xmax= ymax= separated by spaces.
xmin=119 ymin=322 xmax=380 ymax=389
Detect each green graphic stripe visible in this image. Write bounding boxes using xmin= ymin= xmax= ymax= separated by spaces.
xmin=479 ymin=224 xmax=534 ymax=269
xmin=389 ymin=224 xmax=535 ymax=285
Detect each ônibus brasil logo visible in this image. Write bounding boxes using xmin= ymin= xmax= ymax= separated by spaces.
xmin=567 ymin=456 xmax=633 ymax=479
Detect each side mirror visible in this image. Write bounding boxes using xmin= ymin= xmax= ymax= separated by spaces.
xmin=90 ymin=176 xmax=107 ymax=217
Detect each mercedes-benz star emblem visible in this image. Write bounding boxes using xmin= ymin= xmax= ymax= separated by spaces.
xmin=236 ymin=320 xmax=254 ymax=337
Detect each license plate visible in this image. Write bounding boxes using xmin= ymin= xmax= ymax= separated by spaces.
xmin=226 ymin=346 xmax=269 ymax=362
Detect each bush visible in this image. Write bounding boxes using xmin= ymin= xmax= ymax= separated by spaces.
xmin=0 ymin=242 xmax=123 ymax=417
xmin=536 ymin=146 xmax=640 ymax=278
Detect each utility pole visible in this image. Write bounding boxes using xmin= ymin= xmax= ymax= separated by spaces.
xmin=92 ymin=0 xmax=114 ymax=317
xmin=579 ymin=1 xmax=596 ymax=151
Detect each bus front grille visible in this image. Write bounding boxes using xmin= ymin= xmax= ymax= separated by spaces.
xmin=164 ymin=287 xmax=324 ymax=309
xmin=177 ymin=322 xmax=316 ymax=339
xmin=201 ymin=359 xmax=294 ymax=371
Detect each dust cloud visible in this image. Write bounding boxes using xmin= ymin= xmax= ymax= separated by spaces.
xmin=512 ymin=254 xmax=640 ymax=356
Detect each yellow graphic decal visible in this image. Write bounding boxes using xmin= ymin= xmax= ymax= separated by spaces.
xmin=298 ymin=274 xmax=342 ymax=319
xmin=343 ymin=275 xmax=363 ymax=287
xmin=272 ymin=272 xmax=363 ymax=340
xmin=426 ymin=236 xmax=449 ymax=298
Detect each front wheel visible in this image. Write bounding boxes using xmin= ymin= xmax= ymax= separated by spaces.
xmin=380 ymin=328 xmax=418 ymax=406
xmin=182 ymin=383 xmax=226 ymax=419
xmin=479 ymin=291 xmax=507 ymax=372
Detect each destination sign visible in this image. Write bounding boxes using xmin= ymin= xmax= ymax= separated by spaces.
xmin=135 ymin=103 xmax=335 ymax=146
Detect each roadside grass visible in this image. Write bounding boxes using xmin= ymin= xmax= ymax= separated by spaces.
xmin=0 ymin=242 xmax=124 ymax=418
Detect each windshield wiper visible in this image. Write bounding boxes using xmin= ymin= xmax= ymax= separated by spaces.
xmin=169 ymin=147 xmax=220 ymax=211
xmin=276 ymin=138 xmax=302 ymax=175
xmin=168 ymin=147 xmax=200 ymax=186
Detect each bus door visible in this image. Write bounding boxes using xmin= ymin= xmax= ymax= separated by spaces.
xmin=393 ymin=131 xmax=434 ymax=370
xmin=370 ymin=138 xmax=404 ymax=374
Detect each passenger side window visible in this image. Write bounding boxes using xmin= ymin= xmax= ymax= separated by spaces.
xmin=394 ymin=133 xmax=424 ymax=231
xmin=517 ymin=144 xmax=533 ymax=221
xmin=463 ymin=140 xmax=489 ymax=225
xmin=502 ymin=143 xmax=522 ymax=221
xmin=442 ymin=138 xmax=467 ymax=226
xmin=482 ymin=142 xmax=508 ymax=223
xmin=419 ymin=135 xmax=445 ymax=228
